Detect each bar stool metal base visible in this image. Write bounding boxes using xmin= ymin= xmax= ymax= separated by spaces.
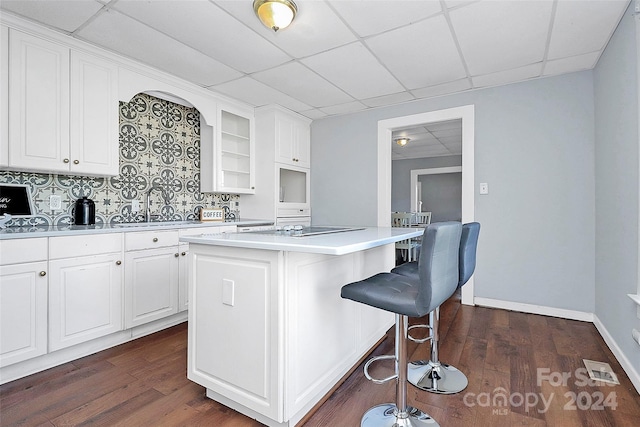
xmin=407 ymin=360 xmax=469 ymax=394
xmin=361 ymin=403 xmax=439 ymax=427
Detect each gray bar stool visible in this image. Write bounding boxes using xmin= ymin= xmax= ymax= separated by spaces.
xmin=341 ymin=222 xmax=462 ymax=427
xmin=392 ymin=222 xmax=480 ymax=395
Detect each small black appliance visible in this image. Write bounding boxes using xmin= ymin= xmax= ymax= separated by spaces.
xmin=74 ymin=196 xmax=95 ymax=225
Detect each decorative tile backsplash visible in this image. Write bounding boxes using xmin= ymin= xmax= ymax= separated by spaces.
xmin=0 ymin=93 xmax=239 ymax=227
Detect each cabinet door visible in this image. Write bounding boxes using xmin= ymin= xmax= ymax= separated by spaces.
xmin=69 ymin=51 xmax=119 ymax=176
xmin=275 ymin=113 xmax=295 ymax=166
xmin=293 ymin=120 xmax=310 ymax=168
xmin=0 ymin=262 xmax=48 ymax=367
xmin=1 ymin=25 xmax=8 ymax=168
xmin=178 ymin=243 xmax=189 ymax=313
xmin=125 ymin=247 xmax=179 ymax=328
xmin=49 ymin=253 xmax=123 ymax=351
xmin=8 ymin=29 xmax=70 ymax=172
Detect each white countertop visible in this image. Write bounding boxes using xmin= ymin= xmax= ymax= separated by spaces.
xmin=0 ymin=219 xmax=273 ymax=240
xmin=181 ymin=227 xmax=424 ymax=256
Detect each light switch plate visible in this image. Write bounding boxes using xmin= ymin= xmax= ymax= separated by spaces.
xmin=131 ymin=200 xmax=140 ymax=213
xmin=479 ymin=183 xmax=489 ymax=195
xmin=222 ymin=279 xmax=235 ymax=306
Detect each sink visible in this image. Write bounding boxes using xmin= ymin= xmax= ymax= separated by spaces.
xmin=113 ymin=220 xmax=203 ymax=228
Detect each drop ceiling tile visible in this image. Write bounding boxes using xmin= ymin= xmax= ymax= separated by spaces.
xmin=328 ymin=0 xmax=442 ymax=37
xmin=208 ymin=77 xmax=312 ymax=112
xmin=301 ymin=42 xmax=405 ymax=100
xmin=450 ymin=0 xmax=553 ymax=76
xmin=76 ymin=9 xmax=242 ymax=86
xmin=299 ymin=109 xmax=327 ymax=120
xmin=361 ymin=91 xmax=415 ymax=108
xmin=252 ymin=61 xmax=353 ymax=108
xmin=471 ymin=63 xmax=542 ymax=89
xmin=410 ymin=79 xmax=472 ymax=99
xmin=426 ymin=119 xmax=462 ymax=132
xmin=113 ymin=0 xmax=290 ymax=73
xmin=543 ymin=51 xmax=600 ymax=77
xmin=547 ymin=0 xmax=628 ymax=60
xmin=218 ymin=0 xmax=357 ymax=59
xmin=1 ymin=0 xmax=104 ymax=32
xmin=366 ymin=16 xmax=466 ymax=90
xmin=319 ymin=101 xmax=368 ymax=116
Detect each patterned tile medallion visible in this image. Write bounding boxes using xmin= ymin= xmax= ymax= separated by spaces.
xmin=0 ymin=93 xmax=239 ymax=226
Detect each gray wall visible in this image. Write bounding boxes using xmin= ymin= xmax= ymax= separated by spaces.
xmin=594 ymin=4 xmax=640 ymax=379
xmin=312 ymin=71 xmax=596 ymax=313
xmin=391 ymin=155 xmax=461 ymax=215
xmin=418 ymin=173 xmax=462 ymax=222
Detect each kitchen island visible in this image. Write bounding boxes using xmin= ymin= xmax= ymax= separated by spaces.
xmin=180 ymin=227 xmax=423 ymax=427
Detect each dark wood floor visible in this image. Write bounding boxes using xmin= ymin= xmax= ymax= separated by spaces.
xmin=2 ymin=294 xmax=639 ymax=426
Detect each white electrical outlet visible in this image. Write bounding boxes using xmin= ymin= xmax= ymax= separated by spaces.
xmin=131 ymin=200 xmax=140 ymax=213
xmin=49 ymin=195 xmax=62 ymax=210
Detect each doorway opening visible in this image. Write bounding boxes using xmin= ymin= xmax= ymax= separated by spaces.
xmin=377 ymin=105 xmax=475 ymax=305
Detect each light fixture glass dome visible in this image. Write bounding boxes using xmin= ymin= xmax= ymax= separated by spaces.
xmin=395 ymin=137 xmax=410 ymax=146
xmin=253 ymin=0 xmax=297 ymax=32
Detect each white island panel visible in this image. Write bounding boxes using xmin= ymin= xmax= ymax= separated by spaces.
xmin=186 ymin=227 xmax=411 ymax=426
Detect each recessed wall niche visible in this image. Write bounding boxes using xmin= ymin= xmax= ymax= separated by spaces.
xmin=0 ymin=93 xmax=239 ymax=227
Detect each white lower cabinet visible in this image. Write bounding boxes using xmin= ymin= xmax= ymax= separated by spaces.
xmin=178 ymin=243 xmax=189 ymax=312
xmin=48 ymin=253 xmax=123 ymax=351
xmin=0 ymin=238 xmax=49 ymax=367
xmin=124 ymin=239 xmax=180 ymax=328
xmin=48 ymin=234 xmax=123 ymax=351
xmin=0 ymin=261 xmax=48 ymax=367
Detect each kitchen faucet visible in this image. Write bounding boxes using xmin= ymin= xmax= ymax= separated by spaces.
xmin=145 ymin=185 xmax=164 ymax=222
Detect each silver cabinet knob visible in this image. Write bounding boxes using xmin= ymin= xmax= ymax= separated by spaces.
xmin=39 ymin=271 xmax=46 ymax=277
xmin=153 ymin=237 xmax=158 ymax=242
xmin=116 ymin=260 xmax=122 ymax=265
xmin=63 ymin=158 xmax=70 ymax=164
xmin=73 ymin=160 xmax=79 ymax=165
xmin=181 ymin=252 xmax=187 ymax=256
xmin=174 ymin=253 xmax=179 ymax=258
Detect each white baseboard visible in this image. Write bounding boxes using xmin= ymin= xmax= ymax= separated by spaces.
xmin=473 ymin=297 xmax=594 ymax=322
xmin=593 ymin=314 xmax=640 ymax=395
xmin=473 ymin=297 xmax=640 ymax=395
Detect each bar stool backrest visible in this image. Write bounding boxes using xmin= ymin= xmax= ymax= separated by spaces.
xmin=416 ymin=222 xmax=462 ymax=314
xmin=458 ymin=222 xmax=480 ymax=288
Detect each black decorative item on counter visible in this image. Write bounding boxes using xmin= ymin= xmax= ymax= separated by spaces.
xmin=74 ymin=197 xmax=95 ymax=225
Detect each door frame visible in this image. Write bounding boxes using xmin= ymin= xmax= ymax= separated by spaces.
xmin=411 ymin=166 xmax=463 ymax=212
xmin=377 ymin=105 xmax=475 ymax=305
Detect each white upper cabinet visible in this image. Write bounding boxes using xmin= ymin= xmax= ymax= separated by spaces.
xmin=69 ymin=51 xmax=119 ymax=176
xmin=8 ymin=29 xmax=70 ymax=173
xmin=274 ymin=108 xmax=311 ymax=169
xmin=201 ymin=103 xmax=255 ymax=194
xmin=1 ymin=25 xmax=8 ymax=168
xmin=7 ymin=29 xmax=119 ymax=176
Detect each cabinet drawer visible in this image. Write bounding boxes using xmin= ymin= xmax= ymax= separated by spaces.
xmin=179 ymin=225 xmax=236 ymax=237
xmin=277 ymin=207 xmax=310 ymax=217
xmin=125 ymin=230 xmax=179 ymax=251
xmin=0 ymin=238 xmax=48 ymax=265
xmin=49 ymin=233 xmax=122 ymax=259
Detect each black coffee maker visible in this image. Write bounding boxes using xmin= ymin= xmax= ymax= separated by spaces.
xmin=74 ymin=196 xmax=95 ymax=225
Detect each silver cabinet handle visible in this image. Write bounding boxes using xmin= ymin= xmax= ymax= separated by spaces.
xmin=116 ymin=260 xmax=122 ymax=265
xmin=63 ymin=158 xmax=70 ymax=164
xmin=73 ymin=160 xmax=79 ymax=165
xmin=181 ymin=252 xmax=187 ymax=256
xmin=174 ymin=253 xmax=179 ymax=258
xmin=153 ymin=237 xmax=158 ymax=242
xmin=39 ymin=271 xmax=46 ymax=277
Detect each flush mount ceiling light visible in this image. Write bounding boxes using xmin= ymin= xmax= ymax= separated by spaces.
xmin=395 ymin=137 xmax=410 ymax=147
xmin=253 ymin=0 xmax=297 ymax=32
